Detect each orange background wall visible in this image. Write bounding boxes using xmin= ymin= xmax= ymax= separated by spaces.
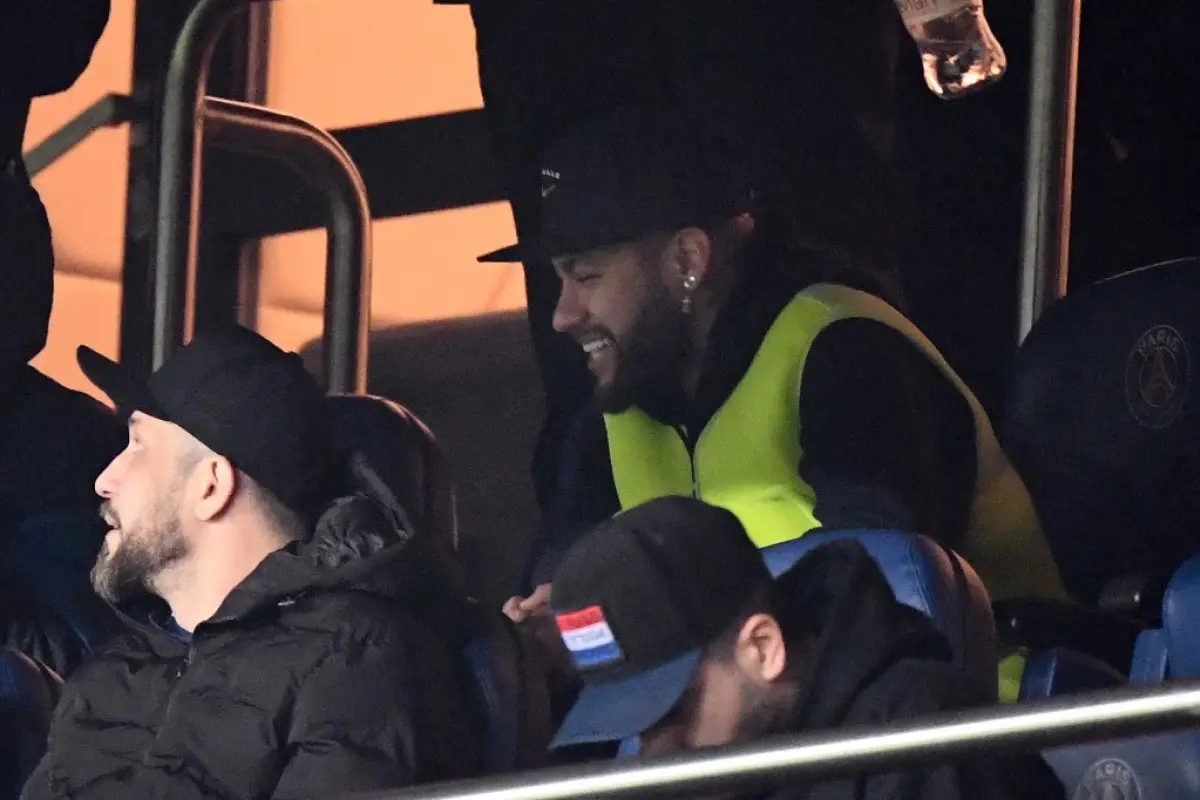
xmin=26 ymin=0 xmax=525 ymax=397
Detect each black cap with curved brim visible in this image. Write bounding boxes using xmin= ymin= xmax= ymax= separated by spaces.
xmin=77 ymin=346 xmax=166 ymax=421
xmin=477 ymin=105 xmax=755 ymax=264
xmin=76 ymin=326 xmax=337 ymax=511
xmin=548 ymin=496 xmax=770 ymax=748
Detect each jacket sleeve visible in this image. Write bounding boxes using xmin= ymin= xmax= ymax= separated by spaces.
xmin=522 ymin=409 xmax=619 ymax=592
xmin=797 ymin=317 xmax=978 ymax=549
xmin=0 ymin=0 xmax=112 ymax=97
xmin=269 ymin=638 xmax=424 ymax=800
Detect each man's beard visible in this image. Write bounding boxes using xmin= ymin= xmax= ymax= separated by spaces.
xmin=91 ymin=500 xmax=190 ymax=604
xmin=733 ymin=680 xmax=794 ymax=745
xmin=595 ymin=283 xmax=693 ymax=414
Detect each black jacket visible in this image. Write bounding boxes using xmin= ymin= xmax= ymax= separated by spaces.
xmin=0 ymin=0 xmax=110 ymax=156
xmin=22 ymin=457 xmax=484 ymax=800
xmin=0 ymin=367 xmax=126 ymax=677
xmin=522 ymin=260 xmax=977 ymax=592
xmin=756 ymin=541 xmax=1064 ymax=800
xmin=1 ymin=0 xmax=110 ymax=375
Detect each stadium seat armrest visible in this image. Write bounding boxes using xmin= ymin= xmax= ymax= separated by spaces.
xmin=993 ymin=598 xmax=1143 ymax=671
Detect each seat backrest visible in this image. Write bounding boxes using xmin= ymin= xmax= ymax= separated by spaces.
xmin=457 ymin=602 xmax=553 ymax=774
xmin=1161 ymin=551 xmax=1200 ymax=679
xmin=1018 ymin=647 xmax=1125 ymax=701
xmin=1003 ymin=257 xmax=1200 ymax=605
xmin=1129 ymin=628 xmax=1169 ymax=685
xmin=761 ymin=529 xmax=999 ymax=704
xmin=326 ymin=394 xmax=458 ymax=551
xmin=1044 ymin=734 xmax=1200 ymax=800
xmin=0 ymin=648 xmax=60 ymax=799
xmin=1039 ymin=547 xmax=1200 ymax=798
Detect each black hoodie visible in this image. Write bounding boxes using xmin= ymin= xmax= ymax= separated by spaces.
xmin=21 ymin=456 xmax=483 ymax=800
xmin=752 ymin=541 xmax=1064 ymax=800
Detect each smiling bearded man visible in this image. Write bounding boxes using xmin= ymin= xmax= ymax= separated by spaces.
xmin=484 ymin=105 xmax=1068 ymax=704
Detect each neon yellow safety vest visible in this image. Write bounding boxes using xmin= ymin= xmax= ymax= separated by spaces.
xmin=603 ymin=283 xmax=1067 ymax=604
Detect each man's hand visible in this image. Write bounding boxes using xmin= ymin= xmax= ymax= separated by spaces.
xmin=502 ymin=583 xmax=552 ymax=623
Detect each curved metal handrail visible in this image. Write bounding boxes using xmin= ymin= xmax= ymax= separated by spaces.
xmin=203 ymin=97 xmax=371 ymax=394
xmin=156 ymin=0 xmax=370 ymax=393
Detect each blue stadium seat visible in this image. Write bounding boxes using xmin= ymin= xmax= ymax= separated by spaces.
xmin=458 ymin=601 xmax=552 ymax=773
xmin=1162 ymin=551 xmax=1200 ymax=679
xmin=326 ymin=393 xmax=552 ymax=773
xmin=1042 ymin=730 xmax=1200 ymax=799
xmin=0 ymin=648 xmax=60 ymax=799
xmin=327 ymin=393 xmax=458 ymax=551
xmin=1128 ymin=628 xmax=1169 ymax=685
xmin=1018 ymin=648 xmax=1124 ymax=701
xmin=1003 ymin=257 xmax=1200 ymax=609
xmin=761 ymin=529 xmax=999 ymax=704
xmin=1036 ymin=550 xmax=1200 ymax=799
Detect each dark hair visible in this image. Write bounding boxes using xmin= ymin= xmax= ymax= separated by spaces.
xmin=705 ymin=579 xmax=820 ymax=668
xmin=733 ymin=201 xmax=908 ymax=311
xmin=240 ymin=470 xmax=310 ymax=542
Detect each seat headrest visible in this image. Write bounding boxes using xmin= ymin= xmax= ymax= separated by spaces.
xmin=1003 ymin=257 xmax=1200 ymax=604
xmin=327 ymin=394 xmax=457 ymax=552
xmin=761 ymin=529 xmax=999 ymax=703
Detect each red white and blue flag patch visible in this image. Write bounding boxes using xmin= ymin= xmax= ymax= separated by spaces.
xmin=556 ymin=605 xmax=624 ymax=669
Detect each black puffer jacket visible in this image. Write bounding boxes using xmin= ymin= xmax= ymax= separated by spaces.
xmin=756 ymin=541 xmax=1064 ymax=800
xmin=21 ymin=457 xmax=483 ymax=800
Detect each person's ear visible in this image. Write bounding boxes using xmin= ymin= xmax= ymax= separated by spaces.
xmin=191 ymin=455 xmax=238 ymax=523
xmin=671 ymin=227 xmax=712 ymax=295
xmin=733 ymin=613 xmax=788 ymax=683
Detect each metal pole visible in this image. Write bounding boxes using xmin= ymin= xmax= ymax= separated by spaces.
xmin=1016 ymin=0 xmax=1082 ymax=341
xmin=154 ymin=0 xmax=254 ymax=370
xmin=356 ymin=682 xmax=1200 ymax=800
xmin=24 ymin=94 xmax=139 ymax=178
xmin=203 ymin=97 xmax=372 ymax=394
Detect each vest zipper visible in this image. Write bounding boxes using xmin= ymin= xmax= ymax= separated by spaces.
xmin=678 ymin=425 xmax=700 ymax=498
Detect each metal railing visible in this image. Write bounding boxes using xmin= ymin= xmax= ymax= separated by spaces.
xmin=347 ymin=681 xmax=1200 ymax=800
xmin=156 ymin=0 xmax=371 ymax=394
xmin=1017 ymin=0 xmax=1083 ymax=341
xmin=24 ymin=93 xmax=139 ymax=178
xmin=200 ymin=97 xmax=371 ymax=394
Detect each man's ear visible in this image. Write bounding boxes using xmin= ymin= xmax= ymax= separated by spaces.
xmin=668 ymin=227 xmax=713 ymax=295
xmin=734 ymin=613 xmax=788 ymax=683
xmin=191 ymin=455 xmax=238 ymax=523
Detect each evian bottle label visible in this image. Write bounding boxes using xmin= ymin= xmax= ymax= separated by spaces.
xmin=894 ymin=0 xmax=975 ymax=26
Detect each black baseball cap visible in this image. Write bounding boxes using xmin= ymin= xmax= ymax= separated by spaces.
xmin=548 ymin=496 xmax=770 ymax=748
xmin=478 ymin=106 xmax=755 ymax=264
xmin=77 ymin=325 xmax=336 ymax=510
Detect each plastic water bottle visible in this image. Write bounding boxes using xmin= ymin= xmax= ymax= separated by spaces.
xmin=894 ymin=0 xmax=1007 ymax=99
